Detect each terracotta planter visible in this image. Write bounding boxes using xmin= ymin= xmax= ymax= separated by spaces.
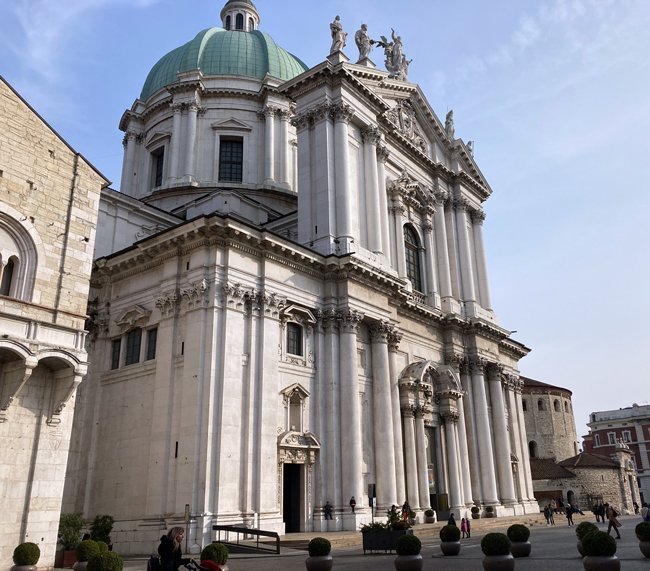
xmin=582 ymin=555 xmax=620 ymax=571
xmin=393 ymin=554 xmax=423 ymax=571
xmin=63 ymin=550 xmax=77 ymax=568
xmin=577 ymin=540 xmax=585 ymax=557
xmin=482 ymin=554 xmax=515 ymax=571
xmin=640 ymin=541 xmax=650 ymax=558
xmin=440 ymin=541 xmax=461 ymax=556
xmin=305 ymin=555 xmax=332 ymax=571
xmin=510 ymin=540 xmax=531 ymax=558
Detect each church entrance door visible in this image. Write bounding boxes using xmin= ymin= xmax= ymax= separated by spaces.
xmin=283 ymin=463 xmax=302 ymax=532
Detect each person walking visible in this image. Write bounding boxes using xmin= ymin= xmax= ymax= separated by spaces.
xmin=641 ymin=502 xmax=649 ymax=521
xmin=544 ymin=504 xmax=551 ymax=526
xmin=349 ymin=496 xmax=356 ymax=514
xmin=566 ymin=504 xmax=574 ymax=527
xmin=548 ymin=504 xmax=555 ymax=525
xmin=605 ymin=503 xmax=621 ymax=539
xmin=448 ymin=513 xmax=457 ymax=526
xmin=324 ymin=501 xmax=333 ymax=520
xmin=466 ymin=516 xmax=471 ymax=538
xmin=460 ymin=517 xmax=468 ymax=539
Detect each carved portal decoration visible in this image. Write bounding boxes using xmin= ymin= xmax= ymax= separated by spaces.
xmin=280 ymin=305 xmax=316 ymax=366
xmin=115 ymin=305 xmax=151 ymax=331
xmin=384 ymin=99 xmax=427 ymax=153
xmin=387 ymin=169 xmax=435 ymax=215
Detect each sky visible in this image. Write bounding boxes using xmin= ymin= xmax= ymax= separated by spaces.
xmin=1 ymin=0 xmax=649 ymax=438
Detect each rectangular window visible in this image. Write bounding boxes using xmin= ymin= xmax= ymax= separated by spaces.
xmin=595 ymin=434 xmax=601 ymax=446
xmin=623 ymin=430 xmax=632 ymax=443
xmin=287 ymin=323 xmax=303 ymax=356
xmin=152 ymin=147 xmax=165 ymax=188
xmin=125 ymin=328 xmax=142 ymax=366
xmin=607 ymin=432 xmax=616 ymax=445
xmin=146 ymin=328 xmax=158 ymax=361
xmin=111 ymin=339 xmax=121 ymax=370
xmin=522 ymin=400 xmax=527 ymax=412
xmin=218 ymin=138 xmax=243 ymax=182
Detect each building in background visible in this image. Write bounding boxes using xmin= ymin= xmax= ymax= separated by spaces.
xmin=62 ymin=0 xmax=540 ymax=555
xmin=522 ymin=376 xmax=640 ymax=513
xmin=0 ymin=76 xmax=107 ymax=567
xmin=583 ymin=403 xmax=650 ymax=504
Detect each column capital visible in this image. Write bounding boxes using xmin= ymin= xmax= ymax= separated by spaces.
xmin=453 ymin=196 xmax=471 ymax=211
xmin=485 ymin=362 xmax=504 ymax=382
xmin=468 ymin=356 xmax=488 ymax=374
xmin=369 ymin=320 xmax=392 ymax=343
xmin=441 ymin=410 xmax=460 ymax=423
xmin=434 ymin=189 xmax=449 ymax=204
xmin=377 ymin=144 xmax=390 ymax=164
xmin=329 ymin=102 xmax=355 ymax=123
xmin=361 ymin=126 xmax=381 ymax=145
xmin=471 ymin=209 xmax=486 ymax=224
xmin=170 ymin=102 xmax=184 ymax=113
xmin=338 ymin=308 xmax=364 ymax=333
xmin=401 ymin=404 xmax=416 ymax=418
xmin=388 ymin=328 xmax=403 ymax=352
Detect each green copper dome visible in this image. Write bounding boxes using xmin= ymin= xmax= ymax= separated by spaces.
xmin=140 ymin=28 xmax=309 ymax=101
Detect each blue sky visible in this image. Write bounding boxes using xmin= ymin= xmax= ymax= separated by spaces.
xmin=1 ymin=0 xmax=649 ymax=437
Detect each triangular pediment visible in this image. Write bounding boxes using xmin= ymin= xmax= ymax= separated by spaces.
xmin=144 ymin=131 xmax=171 ymax=149
xmin=115 ymin=305 xmax=151 ymax=329
xmin=277 ymin=430 xmax=320 ymax=449
xmin=211 ymin=117 xmax=252 ymax=131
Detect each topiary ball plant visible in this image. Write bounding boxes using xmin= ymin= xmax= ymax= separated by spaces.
xmin=307 ymin=537 xmax=331 ymax=557
xmin=96 ymin=542 xmax=109 ymax=553
xmin=582 ymin=531 xmax=617 ymax=557
xmin=87 ymin=552 xmax=123 ymax=571
xmin=90 ymin=515 xmax=114 ymax=547
xmin=507 ymin=524 xmax=530 ymax=543
xmin=440 ymin=525 xmax=461 ymax=542
xmin=200 ymin=543 xmax=229 ymax=565
xmin=636 ymin=521 xmax=650 ymax=542
xmin=395 ymin=534 xmax=421 ymax=556
xmin=576 ymin=521 xmax=599 ymax=541
xmin=13 ymin=542 xmax=40 ymax=566
xmin=481 ymin=532 xmax=511 ymax=556
xmin=77 ymin=540 xmax=100 ymax=562
xmin=424 ymin=509 xmax=434 ymax=517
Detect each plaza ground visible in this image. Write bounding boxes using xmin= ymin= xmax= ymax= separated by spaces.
xmin=112 ymin=513 xmax=649 ymax=570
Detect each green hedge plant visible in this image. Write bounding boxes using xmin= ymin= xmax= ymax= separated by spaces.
xmin=481 ymin=533 xmax=511 ymax=556
xmin=635 ymin=522 xmax=650 ymax=542
xmin=200 ymin=543 xmax=229 ymax=565
xmin=90 ymin=515 xmax=114 ymax=546
xmin=13 ymin=543 xmax=40 ymax=566
xmin=307 ymin=537 xmax=331 ymax=557
xmin=507 ymin=524 xmax=530 ymax=542
xmin=77 ymin=540 xmax=100 ymax=562
xmin=582 ymin=531 xmax=617 ymax=557
xmin=395 ymin=534 xmax=421 ymax=556
xmin=87 ymin=552 xmax=123 ymax=571
xmin=575 ymin=521 xmax=599 ymax=541
xmin=440 ymin=525 xmax=461 ymax=542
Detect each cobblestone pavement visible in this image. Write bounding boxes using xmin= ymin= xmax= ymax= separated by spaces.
xmin=116 ymin=515 xmax=648 ymax=571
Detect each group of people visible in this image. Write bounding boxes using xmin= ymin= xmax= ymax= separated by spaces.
xmin=446 ymin=513 xmax=471 ymax=538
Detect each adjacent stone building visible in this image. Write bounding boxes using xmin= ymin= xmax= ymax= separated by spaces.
xmin=0 ymin=76 xmax=107 ymax=567
xmin=62 ymin=1 xmax=539 ymax=555
xmin=522 ymin=376 xmax=640 ymax=513
xmin=583 ymin=403 xmax=650 ymax=505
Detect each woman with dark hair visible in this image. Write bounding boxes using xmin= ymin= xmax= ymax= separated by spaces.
xmin=158 ymin=527 xmax=184 ymax=571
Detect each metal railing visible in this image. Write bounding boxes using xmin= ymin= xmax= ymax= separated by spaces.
xmin=211 ymin=525 xmax=280 ymax=555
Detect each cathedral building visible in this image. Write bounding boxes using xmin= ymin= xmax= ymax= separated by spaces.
xmin=0 ymin=77 xmax=107 ymax=566
xmin=62 ymin=0 xmax=539 ymax=554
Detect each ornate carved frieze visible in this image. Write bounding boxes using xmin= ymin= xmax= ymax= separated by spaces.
xmin=384 ymin=99 xmax=427 ymax=153
xmin=115 ymin=305 xmax=151 ymax=330
xmin=181 ymin=278 xmax=210 ymax=309
xmin=155 ymin=290 xmax=179 ymax=318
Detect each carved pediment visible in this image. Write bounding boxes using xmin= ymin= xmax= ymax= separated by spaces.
xmin=144 ymin=131 xmax=172 ymax=149
xmin=281 ymin=383 xmax=310 ymax=402
xmin=211 ymin=117 xmax=252 ymax=132
xmin=278 ymin=430 xmax=320 ymax=449
xmin=384 ymin=99 xmax=428 ymax=153
xmin=387 ymin=169 xmax=435 ymax=213
xmin=115 ymin=305 xmax=151 ymax=329
xmin=281 ymin=304 xmax=317 ymax=325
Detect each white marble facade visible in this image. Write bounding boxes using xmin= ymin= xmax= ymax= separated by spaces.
xmin=63 ymin=1 xmax=539 ymax=555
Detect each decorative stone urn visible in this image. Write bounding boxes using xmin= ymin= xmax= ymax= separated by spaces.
xmin=393 ymin=554 xmax=423 ymax=571
xmin=440 ymin=541 xmax=461 ymax=556
xmin=482 ymin=554 xmax=515 ymax=571
xmin=305 ymin=555 xmax=333 ymax=571
xmin=394 ymin=533 xmax=423 ymax=571
xmin=582 ymin=530 xmax=619 ymax=571
xmin=439 ymin=524 xmax=461 ymax=556
xmin=510 ymin=541 xmax=531 ymax=558
xmin=640 ymin=541 xmax=650 ymax=559
xmin=507 ymin=524 xmax=531 ymax=558
xmin=582 ymin=556 xmax=621 ymax=571
xmin=481 ymin=533 xmax=514 ymax=571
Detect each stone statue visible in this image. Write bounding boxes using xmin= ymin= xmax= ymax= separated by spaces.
xmin=445 ymin=110 xmax=455 ymax=139
xmin=355 ymin=23 xmax=374 ymax=62
xmin=376 ymin=29 xmax=411 ymax=80
xmin=467 ymin=140 xmax=474 ymax=155
xmin=329 ymin=15 xmax=347 ymax=54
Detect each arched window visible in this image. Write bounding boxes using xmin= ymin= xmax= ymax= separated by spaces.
xmin=0 ymin=256 xmax=16 ymax=296
xmin=404 ymin=226 xmax=423 ymax=292
xmin=554 ymin=399 xmax=560 ymax=412
xmin=537 ymin=399 xmax=544 ymax=411
xmin=236 ymin=13 xmax=244 ymax=30
xmin=225 ymin=15 xmax=231 ymax=30
xmin=529 ymin=441 xmax=538 ymax=458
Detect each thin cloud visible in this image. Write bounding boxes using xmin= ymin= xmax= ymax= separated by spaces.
xmin=9 ymin=0 xmax=161 ymax=82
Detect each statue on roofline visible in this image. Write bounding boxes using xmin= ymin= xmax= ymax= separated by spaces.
xmin=330 ymin=15 xmax=347 ymax=54
xmin=355 ymin=23 xmax=374 ymax=62
xmin=375 ymin=29 xmax=412 ymax=80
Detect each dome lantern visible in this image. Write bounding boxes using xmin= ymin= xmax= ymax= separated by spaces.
xmin=220 ymin=0 xmax=260 ymax=32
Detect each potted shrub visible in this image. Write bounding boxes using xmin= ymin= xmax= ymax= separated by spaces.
xmin=59 ymin=513 xmax=85 ymax=567
xmin=74 ymin=540 xmax=101 ymax=571
xmin=11 ymin=542 xmax=40 ymax=571
xmin=305 ymin=537 xmax=332 ymax=571
xmin=635 ymin=521 xmax=650 ymax=558
xmin=575 ymin=522 xmax=599 ymax=557
xmin=87 ymin=552 xmax=123 ymax=571
xmin=582 ymin=530 xmax=619 ymax=571
xmin=439 ymin=524 xmax=461 ymax=556
xmin=424 ymin=509 xmax=436 ymax=524
xmin=361 ymin=506 xmax=412 ymax=553
xmin=201 ymin=543 xmax=229 ymax=571
xmin=485 ymin=505 xmax=495 ymax=518
xmin=90 ymin=515 xmax=114 ymax=549
xmin=481 ymin=532 xmax=514 ymax=571
xmin=394 ymin=533 xmax=422 ymax=571
xmin=507 ymin=524 xmax=531 ymax=558
xmin=471 ymin=505 xmax=480 ymax=520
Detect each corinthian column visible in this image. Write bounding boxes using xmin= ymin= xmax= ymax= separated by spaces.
xmin=377 ymin=145 xmax=391 ymax=261
xmin=442 ymin=411 xmax=463 ymax=510
xmin=362 ymin=127 xmax=383 ymax=254
xmin=434 ymin=191 xmax=453 ymax=306
xmin=506 ymin=377 xmax=527 ymax=502
xmin=487 ymin=365 xmax=516 ymax=505
xmin=339 ymin=309 xmax=364 ymax=515
xmin=423 ymin=214 xmax=440 ymax=308
xmin=415 ymin=409 xmax=430 ymax=510
xmin=169 ymin=103 xmax=183 ymax=180
xmin=263 ymin=107 xmax=276 ymax=184
xmin=402 ymin=407 xmax=419 ymax=509
xmin=120 ymin=131 xmax=138 ymax=194
xmin=470 ymin=359 xmax=499 ymax=504
xmin=472 ymin=210 xmax=492 ymax=310
xmin=454 ymin=198 xmax=477 ymax=306
xmin=370 ymin=322 xmax=396 ymax=508
xmin=331 ymin=104 xmax=355 ymax=253
xmin=183 ymin=102 xmax=199 ymax=183
xmin=278 ymin=109 xmax=290 ymax=187
xmin=388 ymin=329 xmax=406 ymax=503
